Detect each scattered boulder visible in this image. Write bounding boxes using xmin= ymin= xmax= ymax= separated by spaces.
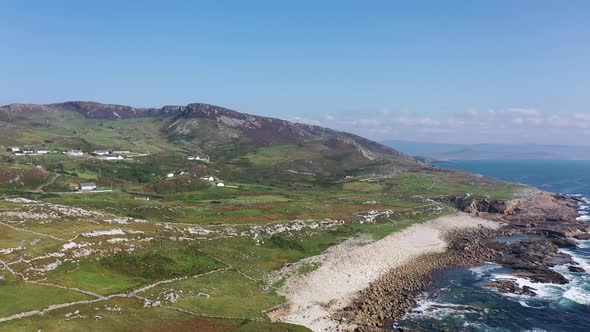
xmin=568 ymin=265 xmax=585 ymax=273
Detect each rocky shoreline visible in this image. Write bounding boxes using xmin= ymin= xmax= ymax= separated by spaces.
xmin=269 ymin=214 xmax=499 ymax=331
xmin=333 ymin=227 xmax=499 ymax=331
xmin=334 ymin=190 xmax=590 ymax=331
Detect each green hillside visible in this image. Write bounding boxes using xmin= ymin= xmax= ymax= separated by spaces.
xmin=0 ymin=101 xmax=525 ymax=331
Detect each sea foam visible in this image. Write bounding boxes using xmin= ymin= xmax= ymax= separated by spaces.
xmin=408 ymin=300 xmax=474 ymax=319
xmin=518 ymin=300 xmax=544 ymax=309
xmin=574 ymin=239 xmax=590 ymax=249
xmin=469 ymin=262 xmax=502 ymax=280
xmin=560 ymin=248 xmax=590 ymax=271
xmin=563 ymin=287 xmax=590 ymax=305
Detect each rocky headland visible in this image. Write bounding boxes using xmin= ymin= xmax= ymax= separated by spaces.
xmin=269 ymin=214 xmax=501 ymax=331
xmin=332 ymin=190 xmax=589 ymax=331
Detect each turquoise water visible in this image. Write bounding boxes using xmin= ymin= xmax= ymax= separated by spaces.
xmin=394 ymin=160 xmax=590 ymax=331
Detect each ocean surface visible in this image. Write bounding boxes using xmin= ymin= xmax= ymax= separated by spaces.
xmin=395 ymin=160 xmax=590 ymax=332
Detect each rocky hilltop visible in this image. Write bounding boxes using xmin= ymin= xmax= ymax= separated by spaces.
xmin=2 ymin=101 xmax=412 ymax=160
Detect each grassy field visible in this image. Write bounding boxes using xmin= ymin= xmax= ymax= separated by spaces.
xmin=0 ymin=276 xmax=93 ymax=317
xmin=45 ymin=261 xmax=145 ymax=295
xmin=0 ymin=297 xmax=311 ymax=332
xmin=142 ymin=270 xmax=283 ymax=319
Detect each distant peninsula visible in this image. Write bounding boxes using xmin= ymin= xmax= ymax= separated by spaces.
xmin=383 ymin=140 xmax=590 ymax=160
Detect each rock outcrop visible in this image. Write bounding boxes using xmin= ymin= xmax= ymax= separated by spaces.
xmin=337 ymin=190 xmax=589 ymax=331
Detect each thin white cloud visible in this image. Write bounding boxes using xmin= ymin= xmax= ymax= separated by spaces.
xmin=503 ymin=108 xmax=543 ymax=117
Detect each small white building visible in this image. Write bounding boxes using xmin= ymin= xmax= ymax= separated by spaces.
xmin=112 ymin=150 xmax=131 ymax=154
xmin=92 ymin=150 xmax=110 ymax=156
xmin=6 ymin=147 xmax=21 ymax=152
xmin=64 ymin=150 xmax=84 ymax=156
xmin=22 ymin=149 xmax=35 ymax=154
xmin=166 ymin=172 xmax=175 ymax=178
xmin=36 ymin=149 xmax=49 ymax=154
xmin=202 ymin=176 xmax=215 ymax=182
xmin=187 ymin=156 xmax=202 ymax=161
xmin=216 ymin=182 xmax=225 ymax=187
xmin=79 ymin=182 xmax=97 ymax=191
xmin=103 ymin=154 xmax=124 ymax=160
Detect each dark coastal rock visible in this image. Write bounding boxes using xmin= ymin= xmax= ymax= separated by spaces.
xmin=512 ymin=268 xmax=569 ymax=284
xmin=568 ymin=265 xmax=585 ymax=273
xmin=573 ymin=233 xmax=590 ymax=240
xmin=542 ymin=229 xmax=567 ymax=238
xmin=567 ymin=195 xmax=586 ymax=203
xmin=549 ymin=238 xmax=579 ymax=248
xmin=483 ymin=279 xmax=538 ymax=297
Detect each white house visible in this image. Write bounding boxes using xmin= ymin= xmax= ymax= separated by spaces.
xmin=79 ymin=182 xmax=97 ymax=191
xmin=201 ymin=176 xmax=215 ymax=182
xmin=216 ymin=182 xmax=225 ymax=187
xmin=166 ymin=172 xmax=175 ymax=178
xmin=22 ymin=149 xmax=35 ymax=154
xmin=92 ymin=150 xmax=110 ymax=156
xmin=103 ymin=154 xmax=124 ymax=160
xmin=6 ymin=147 xmax=21 ymax=152
xmin=36 ymin=148 xmax=49 ymax=154
xmin=64 ymin=150 xmax=84 ymax=156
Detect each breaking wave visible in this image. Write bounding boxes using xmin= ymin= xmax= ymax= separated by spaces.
xmin=563 ymin=287 xmax=590 ymax=306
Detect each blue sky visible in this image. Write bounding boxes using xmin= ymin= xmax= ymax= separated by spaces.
xmin=1 ymin=0 xmax=589 ymax=145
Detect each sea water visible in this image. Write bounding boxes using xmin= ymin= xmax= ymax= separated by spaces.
xmin=394 ymin=160 xmax=590 ymax=331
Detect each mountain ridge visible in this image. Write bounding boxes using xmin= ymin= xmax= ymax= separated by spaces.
xmin=0 ymin=101 xmax=421 ymax=183
xmin=3 ymin=100 xmax=412 ymax=160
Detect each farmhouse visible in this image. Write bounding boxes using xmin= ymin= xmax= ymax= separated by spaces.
xmin=216 ymin=182 xmax=225 ymax=187
xmin=186 ymin=156 xmax=202 ymax=161
xmin=64 ymin=150 xmax=84 ymax=156
xmin=36 ymin=148 xmax=49 ymax=154
xmin=166 ymin=170 xmax=188 ymax=178
xmin=102 ymin=154 xmax=124 ymax=160
xmin=6 ymin=147 xmax=21 ymax=152
xmin=22 ymin=149 xmax=35 ymax=154
xmin=202 ymin=176 xmax=215 ymax=182
xmin=92 ymin=150 xmax=110 ymax=156
xmin=78 ymin=182 xmax=97 ymax=191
